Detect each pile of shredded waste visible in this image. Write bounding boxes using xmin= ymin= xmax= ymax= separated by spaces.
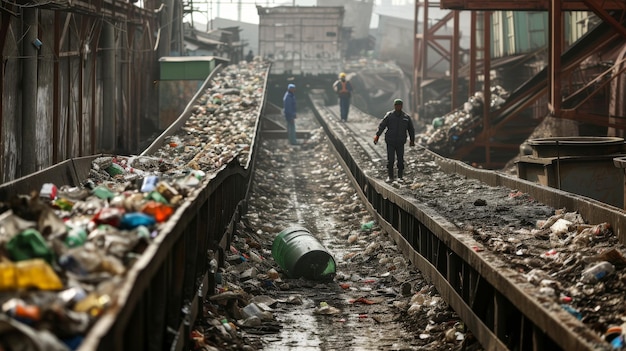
xmin=416 ymin=85 xmax=509 ymax=156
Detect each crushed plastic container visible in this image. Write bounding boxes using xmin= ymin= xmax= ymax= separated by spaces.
xmin=581 ymin=261 xmax=615 ymax=284
xmin=271 ymin=226 xmax=336 ymax=281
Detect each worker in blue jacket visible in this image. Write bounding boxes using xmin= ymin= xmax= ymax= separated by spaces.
xmin=374 ymin=99 xmax=415 ymax=182
xmin=283 ymin=83 xmax=298 ymax=145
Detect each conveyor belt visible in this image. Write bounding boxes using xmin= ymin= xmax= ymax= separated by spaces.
xmin=1 ymin=60 xmax=624 ymax=351
xmin=308 ymin=91 xmax=624 ymax=351
xmin=0 ymin=63 xmax=270 ymax=351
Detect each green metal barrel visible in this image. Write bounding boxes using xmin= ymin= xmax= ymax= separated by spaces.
xmin=271 ymin=226 xmax=336 ymax=280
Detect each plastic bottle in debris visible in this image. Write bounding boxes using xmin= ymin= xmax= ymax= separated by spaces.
xmin=581 ymin=261 xmax=615 ymax=283
xmin=605 ymin=325 xmax=624 ymax=348
xmin=611 ymin=335 xmax=624 ymax=349
xmin=191 ymin=170 xmax=205 ymax=179
xmin=53 ymin=197 xmax=74 ymax=211
xmin=3 ymin=298 xmax=41 ymax=324
xmin=106 ymin=163 xmax=125 ymax=176
xmin=141 ymin=201 xmax=174 ymax=222
xmin=65 ymin=226 xmax=87 ymax=248
xmin=74 ymin=292 xmax=111 ymax=317
xmin=178 ymin=173 xmax=201 ymax=188
xmin=40 ymin=183 xmax=58 ymax=200
xmin=221 ymin=318 xmax=232 ymax=332
xmin=120 ymin=212 xmax=156 ymax=229
xmin=146 ymin=191 xmax=169 ymax=204
xmin=156 ymin=181 xmax=179 ymax=202
xmin=561 ymin=304 xmax=582 ymax=320
xmin=140 ymin=176 xmax=159 ymax=192
xmin=58 ymin=286 xmax=88 ymax=305
xmin=92 ymin=186 xmax=115 ymax=200
xmin=59 ymin=249 xmax=100 ymax=276
xmin=361 ymin=221 xmax=375 ymax=231
xmin=92 ymin=207 xmax=125 ymax=227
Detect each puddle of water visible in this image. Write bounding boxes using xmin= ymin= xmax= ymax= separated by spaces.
xmin=264 ymin=300 xmax=323 ymax=350
xmin=259 ymin=136 xmax=421 ymax=351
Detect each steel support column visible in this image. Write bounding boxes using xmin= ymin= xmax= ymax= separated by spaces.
xmin=451 ymin=11 xmax=460 ymax=108
xmin=549 ymin=0 xmax=563 ymax=116
xmin=413 ymin=0 xmax=460 ymax=120
xmin=413 ymin=3 xmax=419 ymax=117
xmin=469 ymin=11 xmax=477 ymax=97
xmin=482 ymin=11 xmax=491 ymax=165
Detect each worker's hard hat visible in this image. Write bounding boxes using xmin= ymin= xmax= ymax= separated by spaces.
xmin=339 ymin=72 xmax=346 ymax=78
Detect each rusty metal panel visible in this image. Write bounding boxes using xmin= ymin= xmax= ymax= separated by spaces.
xmin=518 ymin=155 xmax=625 ymax=208
xmin=0 ymin=155 xmax=99 ymax=200
xmin=158 ymin=80 xmax=203 ymax=129
xmin=516 ymin=137 xmax=626 ymax=208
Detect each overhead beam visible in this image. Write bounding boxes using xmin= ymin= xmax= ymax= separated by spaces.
xmin=11 ymin=0 xmax=154 ymax=21
xmin=561 ymin=110 xmax=626 ymax=129
xmin=440 ymin=0 xmax=626 ymax=11
xmin=413 ymin=0 xmax=460 ymax=119
xmin=582 ymin=0 xmax=626 ymax=40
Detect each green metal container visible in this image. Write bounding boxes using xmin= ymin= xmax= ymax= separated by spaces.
xmin=271 ymin=226 xmax=336 ymax=281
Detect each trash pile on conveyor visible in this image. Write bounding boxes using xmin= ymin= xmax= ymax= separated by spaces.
xmin=391 ymin=148 xmax=626 ymax=348
xmin=151 ymin=65 xmax=266 ymax=171
xmin=0 ymin=60 xmax=268 ymax=350
xmin=310 ymin=91 xmax=626 ymax=349
xmin=415 ymin=85 xmax=509 ymax=156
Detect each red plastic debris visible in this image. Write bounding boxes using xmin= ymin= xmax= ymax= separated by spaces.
xmin=351 ymin=297 xmax=375 ymax=305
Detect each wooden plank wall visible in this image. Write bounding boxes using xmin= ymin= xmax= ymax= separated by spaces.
xmin=0 ymin=3 xmax=159 ymax=183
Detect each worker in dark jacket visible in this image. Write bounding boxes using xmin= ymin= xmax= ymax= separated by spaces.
xmin=374 ymin=99 xmax=415 ymax=182
xmin=283 ymin=83 xmax=298 ymax=145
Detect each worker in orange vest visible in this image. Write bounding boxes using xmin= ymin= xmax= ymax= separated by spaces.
xmin=333 ymin=72 xmax=353 ymax=122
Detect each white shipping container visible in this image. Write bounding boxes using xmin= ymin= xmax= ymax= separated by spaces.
xmin=257 ymin=6 xmax=344 ymax=76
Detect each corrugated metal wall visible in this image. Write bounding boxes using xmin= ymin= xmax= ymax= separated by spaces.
xmin=491 ymin=11 xmax=593 ymax=59
xmin=258 ymin=6 xmax=344 ymax=76
xmin=492 ymin=11 xmax=549 ymax=58
xmin=0 ymin=3 xmax=160 ymax=183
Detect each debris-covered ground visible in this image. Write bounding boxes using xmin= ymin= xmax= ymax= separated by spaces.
xmin=188 ymin=108 xmax=483 ymax=351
